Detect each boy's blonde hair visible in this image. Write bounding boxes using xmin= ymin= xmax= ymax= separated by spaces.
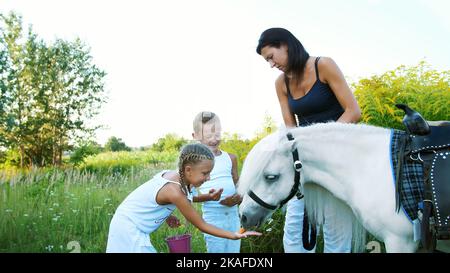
xmin=177 ymin=143 xmax=214 ymax=194
xmin=192 ymin=111 xmax=221 ymax=134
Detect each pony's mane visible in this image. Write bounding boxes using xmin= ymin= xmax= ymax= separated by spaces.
xmin=237 ymin=122 xmax=389 ymax=195
xmin=290 ymin=122 xmax=388 ymax=140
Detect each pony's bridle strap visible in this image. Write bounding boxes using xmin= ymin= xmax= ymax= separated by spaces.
xmin=247 ymin=132 xmax=303 ymax=211
xmin=280 ymin=132 xmax=303 ymax=207
xmin=248 ymin=190 xmax=278 ymax=210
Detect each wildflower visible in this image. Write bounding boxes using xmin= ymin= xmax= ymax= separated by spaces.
xmin=45 ymin=245 xmax=54 ymax=251
xmin=23 ymin=214 xmax=29 ymax=217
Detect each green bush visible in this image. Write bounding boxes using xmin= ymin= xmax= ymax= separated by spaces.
xmin=354 ymin=61 xmax=450 ymax=129
xmin=79 ymin=150 xmax=178 ymax=175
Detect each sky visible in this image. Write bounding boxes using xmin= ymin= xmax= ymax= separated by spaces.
xmin=2 ymin=0 xmax=449 ymax=147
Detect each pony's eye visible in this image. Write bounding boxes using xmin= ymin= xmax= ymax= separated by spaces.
xmin=264 ymin=174 xmax=279 ymax=182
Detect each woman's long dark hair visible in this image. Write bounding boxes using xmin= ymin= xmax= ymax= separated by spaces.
xmin=256 ymin=28 xmax=309 ymax=80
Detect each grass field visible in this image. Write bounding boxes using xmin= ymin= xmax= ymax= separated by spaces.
xmin=0 ymin=162 xmax=385 ymax=253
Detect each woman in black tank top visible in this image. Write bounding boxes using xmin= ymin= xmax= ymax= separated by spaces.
xmin=256 ymin=28 xmax=361 ymax=253
xmin=256 ymin=27 xmax=361 ymax=127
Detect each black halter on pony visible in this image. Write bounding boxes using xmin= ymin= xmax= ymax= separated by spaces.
xmin=247 ymin=132 xmax=316 ymax=250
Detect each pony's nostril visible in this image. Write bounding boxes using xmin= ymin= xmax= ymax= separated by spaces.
xmin=241 ymin=214 xmax=247 ymax=224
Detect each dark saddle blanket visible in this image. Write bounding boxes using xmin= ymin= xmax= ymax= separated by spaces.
xmin=391 ymin=127 xmax=450 ymax=227
xmin=391 ymin=129 xmax=423 ymax=221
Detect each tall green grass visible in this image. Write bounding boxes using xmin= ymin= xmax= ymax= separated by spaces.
xmin=0 ymin=164 xmax=206 ymax=253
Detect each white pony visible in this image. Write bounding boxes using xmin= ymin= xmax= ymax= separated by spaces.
xmin=237 ymin=122 xmax=419 ymax=253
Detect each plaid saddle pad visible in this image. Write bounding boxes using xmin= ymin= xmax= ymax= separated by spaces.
xmin=390 ymin=129 xmax=424 ymax=222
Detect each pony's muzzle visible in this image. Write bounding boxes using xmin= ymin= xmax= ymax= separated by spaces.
xmin=239 ymin=209 xmax=268 ymax=229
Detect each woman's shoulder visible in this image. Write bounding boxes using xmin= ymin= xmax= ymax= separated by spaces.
xmin=275 ymin=73 xmax=287 ymax=94
xmin=275 ymin=73 xmax=286 ymax=84
xmin=316 ymin=57 xmax=341 ymax=82
xmin=317 ymin=56 xmax=338 ymax=70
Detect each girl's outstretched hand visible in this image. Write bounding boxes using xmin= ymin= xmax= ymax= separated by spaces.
xmin=234 ymin=230 xmax=262 ymax=239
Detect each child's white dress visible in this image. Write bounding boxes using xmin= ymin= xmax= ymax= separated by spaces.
xmin=106 ymin=171 xmax=191 ymax=253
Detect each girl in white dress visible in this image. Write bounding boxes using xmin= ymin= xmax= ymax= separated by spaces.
xmin=106 ymin=143 xmax=260 ymax=253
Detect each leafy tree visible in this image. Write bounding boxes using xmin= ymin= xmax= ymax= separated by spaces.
xmin=353 ymin=61 xmax=450 ymax=129
xmin=150 ymin=133 xmax=188 ymax=152
xmin=104 ymin=136 xmax=131 ymax=152
xmin=0 ymin=12 xmax=107 ymax=167
xmin=69 ymin=140 xmax=103 ymax=166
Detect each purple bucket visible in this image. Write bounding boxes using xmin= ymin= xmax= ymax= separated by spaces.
xmin=165 ymin=234 xmax=192 ymax=253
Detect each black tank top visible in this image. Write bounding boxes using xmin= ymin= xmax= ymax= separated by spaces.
xmin=285 ymin=57 xmax=344 ymax=127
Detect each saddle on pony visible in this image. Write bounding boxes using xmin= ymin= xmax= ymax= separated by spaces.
xmin=395 ymin=104 xmax=450 ymax=252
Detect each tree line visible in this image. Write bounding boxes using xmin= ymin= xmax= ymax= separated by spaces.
xmin=1 ymin=12 xmax=448 ymax=169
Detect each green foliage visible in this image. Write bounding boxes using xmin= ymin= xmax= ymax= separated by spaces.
xmin=80 ymin=149 xmax=178 ymax=175
xmin=150 ymin=133 xmax=188 ymax=152
xmin=1 ymin=149 xmax=21 ymax=167
xmin=219 ymin=133 xmax=251 ymax=172
xmin=104 ymin=136 xmax=130 ymax=152
xmin=220 ymin=114 xmax=278 ymax=171
xmin=240 ymin=209 xmax=285 ymax=253
xmin=354 ymin=61 xmax=450 ymax=128
xmin=0 ymin=11 xmax=107 ymax=167
xmin=69 ymin=141 xmax=103 ymax=166
xmin=0 ymin=166 xmax=164 ymax=252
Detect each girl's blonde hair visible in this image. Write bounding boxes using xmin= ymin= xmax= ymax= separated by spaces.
xmin=177 ymin=143 xmax=214 ymax=194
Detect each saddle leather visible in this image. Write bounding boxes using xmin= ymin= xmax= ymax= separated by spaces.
xmin=410 ymin=126 xmax=450 ymax=153
xmin=396 ymin=104 xmax=431 ymax=135
xmin=431 ymin=151 xmax=450 ymax=239
xmin=396 ymin=103 xmax=450 ymax=251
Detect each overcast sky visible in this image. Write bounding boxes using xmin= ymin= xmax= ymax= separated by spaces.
xmin=2 ymin=0 xmax=449 ymax=147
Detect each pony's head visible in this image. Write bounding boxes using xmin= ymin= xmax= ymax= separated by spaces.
xmin=238 ymin=129 xmax=299 ymax=228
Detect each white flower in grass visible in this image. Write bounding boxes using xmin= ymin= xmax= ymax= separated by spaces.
xmin=45 ymin=245 xmax=54 ymax=251
xmin=23 ymin=214 xmax=29 ymax=217
xmin=5 ymin=209 xmax=12 ymax=213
